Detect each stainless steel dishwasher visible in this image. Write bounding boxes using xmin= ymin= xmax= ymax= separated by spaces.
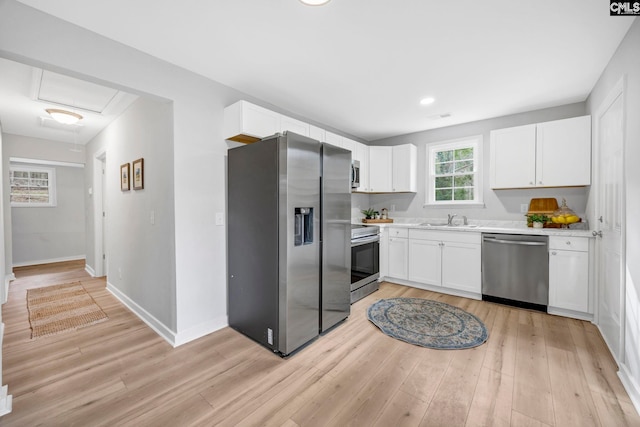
xmin=481 ymin=233 xmax=549 ymax=312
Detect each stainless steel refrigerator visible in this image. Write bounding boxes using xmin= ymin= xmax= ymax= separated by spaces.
xmin=227 ymin=131 xmax=351 ymax=356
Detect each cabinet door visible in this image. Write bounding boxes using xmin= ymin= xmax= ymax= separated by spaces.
xmin=342 ymin=138 xmax=357 ymax=155
xmin=324 ymin=131 xmax=343 ymax=148
xmin=280 ymin=115 xmax=309 ymax=137
xmin=224 ymin=100 xmax=280 ymax=142
xmin=392 ymin=144 xmax=417 ymax=192
xmin=309 ymin=125 xmax=326 ymax=142
xmin=369 ymin=146 xmax=393 ymax=192
xmin=549 ymin=249 xmax=589 ymax=313
xmin=490 ymin=124 xmax=536 ymax=189
xmin=387 ymin=237 xmax=408 ymax=280
xmin=441 ymin=242 xmax=481 ymax=293
xmin=355 ymin=143 xmax=370 ymax=192
xmin=408 ymin=239 xmax=441 ymax=285
xmin=536 ymin=115 xmax=591 ymax=187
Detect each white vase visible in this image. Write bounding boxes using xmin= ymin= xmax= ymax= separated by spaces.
xmin=532 ymin=222 xmax=543 ymax=229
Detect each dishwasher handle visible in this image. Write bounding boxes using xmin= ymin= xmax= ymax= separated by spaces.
xmin=483 ymin=237 xmax=547 ymax=246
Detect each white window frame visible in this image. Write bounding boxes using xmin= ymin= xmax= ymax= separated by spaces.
xmin=425 ymin=135 xmax=484 ymax=207
xmin=10 ymin=165 xmax=57 ymax=207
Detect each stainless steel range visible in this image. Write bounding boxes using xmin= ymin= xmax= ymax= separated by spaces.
xmin=350 ymin=224 xmax=380 ymax=303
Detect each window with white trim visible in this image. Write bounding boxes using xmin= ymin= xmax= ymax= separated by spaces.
xmin=10 ymin=165 xmax=57 ymax=207
xmin=426 ymin=136 xmax=483 ymax=206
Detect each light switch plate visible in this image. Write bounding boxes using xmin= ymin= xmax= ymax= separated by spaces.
xmin=215 ymin=212 xmax=224 ymax=226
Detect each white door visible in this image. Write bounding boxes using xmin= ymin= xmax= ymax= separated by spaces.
xmin=595 ymin=81 xmax=625 ymax=360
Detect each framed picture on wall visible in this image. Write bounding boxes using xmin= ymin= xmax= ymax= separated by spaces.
xmin=132 ymin=158 xmax=144 ymax=190
xmin=120 ymin=163 xmax=130 ymax=191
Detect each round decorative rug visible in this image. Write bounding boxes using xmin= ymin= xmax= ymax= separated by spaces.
xmin=367 ymin=298 xmax=488 ymax=349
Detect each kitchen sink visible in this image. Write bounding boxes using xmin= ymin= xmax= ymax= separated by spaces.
xmin=419 ymin=222 xmax=478 ymax=228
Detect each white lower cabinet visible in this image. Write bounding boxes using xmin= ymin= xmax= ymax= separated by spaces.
xmin=441 ymin=241 xmax=482 ymax=294
xmin=387 ymin=229 xmax=481 ymax=297
xmin=548 ymin=236 xmax=590 ymax=315
xmin=387 ymin=228 xmax=409 ymax=280
xmin=408 ymin=239 xmax=440 ymax=284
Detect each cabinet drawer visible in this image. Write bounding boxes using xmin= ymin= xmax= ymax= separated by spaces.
xmin=409 ymin=229 xmax=480 ymax=244
xmin=388 ymin=227 xmax=409 ymax=238
xmin=549 ymin=236 xmax=589 ymax=252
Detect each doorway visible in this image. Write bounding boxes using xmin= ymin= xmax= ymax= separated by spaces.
xmin=594 ymin=77 xmax=626 ymax=362
xmin=93 ymin=150 xmax=107 ymax=277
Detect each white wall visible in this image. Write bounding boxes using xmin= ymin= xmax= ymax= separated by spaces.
xmin=10 ymin=162 xmax=85 ymax=266
xmin=85 ymin=96 xmax=177 ymax=332
xmin=586 ymin=18 xmax=640 ymax=411
xmin=369 ymin=103 xmax=588 ymax=222
xmin=2 ymin=134 xmax=86 ymax=267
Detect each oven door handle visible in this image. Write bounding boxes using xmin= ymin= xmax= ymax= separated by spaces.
xmin=351 ymin=235 xmax=380 ymax=247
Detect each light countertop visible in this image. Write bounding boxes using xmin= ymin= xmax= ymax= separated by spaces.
xmin=354 ymin=218 xmax=594 ymax=238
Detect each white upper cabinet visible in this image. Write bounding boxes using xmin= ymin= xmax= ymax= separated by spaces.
xmin=369 ymin=146 xmax=393 ymax=193
xmin=280 ymin=115 xmax=309 ymax=137
xmin=490 ymin=115 xmax=591 ymax=189
xmin=224 ymin=100 xmax=280 ymax=143
xmin=324 ymin=131 xmax=343 ymax=148
xmin=368 ymin=144 xmax=417 ymax=193
xmin=354 ymin=143 xmax=370 ymax=192
xmin=490 ymin=124 xmax=537 ymax=188
xmin=536 ymin=116 xmax=591 ymax=187
xmin=392 ymin=144 xmax=417 ymax=192
xmin=309 ymin=125 xmax=326 ymax=142
xmin=341 ymin=137 xmax=357 ymax=154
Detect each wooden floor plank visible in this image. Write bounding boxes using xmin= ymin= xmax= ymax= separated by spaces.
xmin=0 ymin=262 xmax=637 ymax=426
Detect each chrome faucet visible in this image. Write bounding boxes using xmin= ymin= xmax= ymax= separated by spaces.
xmin=447 ymin=214 xmax=457 ymax=226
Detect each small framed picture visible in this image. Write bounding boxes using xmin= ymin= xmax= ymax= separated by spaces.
xmin=132 ymin=158 xmax=144 ymax=190
xmin=120 ymin=163 xmax=130 ymax=191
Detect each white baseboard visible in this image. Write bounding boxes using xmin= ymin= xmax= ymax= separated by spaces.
xmin=105 ymin=281 xmax=228 ymax=348
xmin=0 ymin=385 xmax=12 ymax=417
xmin=84 ymin=264 xmax=96 ymax=277
xmin=106 ymin=281 xmax=177 ymax=346
xmin=173 ymin=316 xmax=228 ymax=347
xmin=12 ymin=255 xmax=85 ymax=268
xmin=3 ymin=274 xmax=15 ymax=304
xmin=619 ymin=364 xmax=640 ymax=416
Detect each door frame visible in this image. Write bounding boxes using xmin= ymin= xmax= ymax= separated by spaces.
xmin=593 ymin=75 xmax=627 ymax=363
xmin=93 ymin=149 xmax=107 ymax=277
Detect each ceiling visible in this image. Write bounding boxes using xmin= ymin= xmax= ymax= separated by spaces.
xmin=0 ymin=57 xmax=138 ymax=145
xmin=6 ymin=1 xmax=638 ymax=142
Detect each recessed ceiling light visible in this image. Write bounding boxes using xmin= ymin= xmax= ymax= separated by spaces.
xmin=45 ymin=108 xmax=83 ymax=125
xmin=299 ymin=0 xmax=331 ymax=5
xmin=420 ymin=97 xmax=435 ymax=106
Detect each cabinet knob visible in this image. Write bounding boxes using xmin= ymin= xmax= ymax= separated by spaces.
xmin=566 ymin=241 xmax=571 ymax=245
xmin=538 ymin=181 xmax=543 ymax=185
xmin=551 ymin=251 xmax=557 ymax=255
xmin=529 ymin=181 xmax=534 ymax=185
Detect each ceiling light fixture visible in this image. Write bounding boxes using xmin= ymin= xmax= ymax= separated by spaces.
xmin=299 ymin=0 xmax=331 ymax=5
xmin=45 ymin=108 xmax=83 ymax=125
xmin=420 ymin=97 xmax=435 ymax=106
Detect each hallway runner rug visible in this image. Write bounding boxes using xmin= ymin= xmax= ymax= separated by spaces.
xmin=26 ymin=282 xmax=108 ymax=339
xmin=367 ymin=297 xmax=488 ymax=349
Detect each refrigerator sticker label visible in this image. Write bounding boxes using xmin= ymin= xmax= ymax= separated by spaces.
xmin=267 ymin=328 xmax=273 ymax=345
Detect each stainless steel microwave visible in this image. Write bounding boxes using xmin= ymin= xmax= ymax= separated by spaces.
xmin=351 ymin=160 xmax=360 ymax=189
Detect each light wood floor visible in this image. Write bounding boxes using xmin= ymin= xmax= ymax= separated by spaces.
xmin=1 ymin=261 xmax=639 ymax=426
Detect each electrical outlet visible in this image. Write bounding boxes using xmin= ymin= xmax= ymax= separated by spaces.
xmin=520 ymin=203 xmax=528 ymax=213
